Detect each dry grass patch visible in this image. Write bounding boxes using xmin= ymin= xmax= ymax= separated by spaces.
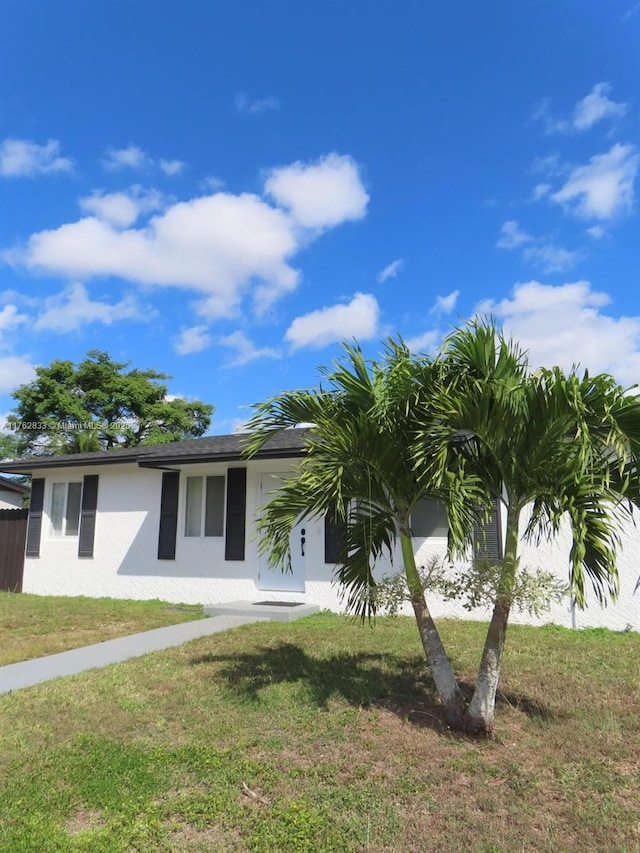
xmin=0 ymin=614 xmax=638 ymax=852
xmin=65 ymin=807 xmax=107 ymax=835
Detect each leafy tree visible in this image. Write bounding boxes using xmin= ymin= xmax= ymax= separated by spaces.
xmin=8 ymin=350 xmax=214 ymax=455
xmin=245 ymin=322 xmax=640 ymax=734
xmin=0 ymin=431 xmax=22 ymax=462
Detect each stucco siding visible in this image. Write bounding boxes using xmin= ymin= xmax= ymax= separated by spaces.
xmin=20 ymin=461 xmax=640 ymax=630
xmin=22 ymin=459 xmax=343 ymax=609
xmin=408 ymin=503 xmax=640 ymax=631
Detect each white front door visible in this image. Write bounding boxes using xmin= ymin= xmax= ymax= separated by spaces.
xmin=257 ymin=473 xmax=306 ymax=593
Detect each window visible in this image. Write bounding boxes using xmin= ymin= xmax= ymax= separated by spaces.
xmin=411 ymin=496 xmax=448 ymax=538
xmin=50 ymin=482 xmax=82 ymax=536
xmin=185 ymin=476 xmax=225 ymax=537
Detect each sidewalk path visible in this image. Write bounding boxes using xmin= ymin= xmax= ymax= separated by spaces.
xmin=0 ymin=615 xmax=265 ymax=695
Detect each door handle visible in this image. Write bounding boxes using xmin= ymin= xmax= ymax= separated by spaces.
xmin=300 ymin=528 xmax=306 ymax=557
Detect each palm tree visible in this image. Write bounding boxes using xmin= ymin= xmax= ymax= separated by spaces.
xmin=245 ymin=323 xmax=640 ymax=734
xmin=423 ymin=321 xmax=640 ymax=732
xmin=245 ymin=341 xmax=476 ymax=729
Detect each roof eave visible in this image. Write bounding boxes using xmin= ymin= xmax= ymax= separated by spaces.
xmin=138 ymin=447 xmax=307 ymax=468
xmin=0 ymin=445 xmax=308 ymax=475
xmin=0 ymin=455 xmax=141 ymax=474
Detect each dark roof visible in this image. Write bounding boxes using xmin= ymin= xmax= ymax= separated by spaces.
xmin=0 ymin=429 xmax=311 ymax=474
xmin=0 ymin=474 xmax=30 ymax=495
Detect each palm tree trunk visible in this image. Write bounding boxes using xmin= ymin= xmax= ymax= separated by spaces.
xmin=400 ymin=529 xmax=467 ymax=730
xmin=465 ymin=505 xmax=520 ymax=735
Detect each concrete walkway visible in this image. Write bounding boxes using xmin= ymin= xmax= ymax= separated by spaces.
xmin=0 ymin=615 xmax=265 ymax=695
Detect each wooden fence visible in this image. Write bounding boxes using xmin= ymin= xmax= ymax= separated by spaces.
xmin=0 ymin=508 xmax=28 ymax=592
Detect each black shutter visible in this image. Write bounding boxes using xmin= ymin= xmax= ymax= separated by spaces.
xmin=158 ymin=471 xmax=180 ymax=560
xmin=473 ymin=497 xmax=503 ymax=562
xmin=324 ymin=504 xmax=346 ymax=564
xmin=25 ymin=478 xmax=45 ymax=557
xmin=78 ymin=475 xmax=99 ymax=558
xmin=225 ymin=467 xmax=246 ymax=561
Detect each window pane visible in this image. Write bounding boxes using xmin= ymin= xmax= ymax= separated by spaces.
xmin=411 ymin=497 xmax=448 ymax=537
xmin=204 ymin=476 xmax=225 ymax=537
xmin=185 ymin=477 xmax=203 ymax=537
xmin=65 ymin=482 xmax=82 ymax=536
xmin=50 ymin=483 xmax=65 ymax=535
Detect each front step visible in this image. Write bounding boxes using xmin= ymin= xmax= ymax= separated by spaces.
xmin=204 ymin=600 xmax=320 ymax=623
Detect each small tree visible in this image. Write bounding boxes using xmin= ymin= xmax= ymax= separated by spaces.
xmin=245 ymin=322 xmax=640 ymax=735
xmin=245 ymin=340 xmax=480 ymax=729
xmin=420 ymin=322 xmax=640 ymax=732
xmin=8 ymin=350 xmax=214 ymax=455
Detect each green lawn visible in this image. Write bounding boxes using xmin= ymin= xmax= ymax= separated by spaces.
xmin=0 ymin=610 xmax=638 ymax=852
xmin=0 ymin=592 xmax=204 ymax=665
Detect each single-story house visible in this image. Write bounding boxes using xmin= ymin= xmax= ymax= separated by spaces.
xmin=0 ymin=474 xmax=30 ymax=509
xmin=1 ymin=429 xmax=638 ymax=631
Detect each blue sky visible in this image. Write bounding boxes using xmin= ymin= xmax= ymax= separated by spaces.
xmin=1 ymin=1 xmax=639 ymax=434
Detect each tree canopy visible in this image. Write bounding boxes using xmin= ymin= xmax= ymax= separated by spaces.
xmin=8 ymin=350 xmax=214 ymax=455
xmin=246 ymin=321 xmax=640 ymax=734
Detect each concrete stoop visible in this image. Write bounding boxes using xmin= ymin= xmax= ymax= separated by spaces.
xmin=204 ymin=599 xmax=320 ymax=623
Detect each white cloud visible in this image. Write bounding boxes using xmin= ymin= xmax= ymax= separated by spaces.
xmin=496 ymin=220 xmax=533 ymax=249
xmin=573 ymin=83 xmax=627 ymax=131
xmin=102 ymin=145 xmax=153 ymax=171
xmin=532 ymin=83 xmax=627 ymax=135
xmin=0 ymin=356 xmax=36 ymax=392
xmin=235 ymin=93 xmax=280 ymax=115
xmin=6 ymin=193 xmax=300 ymax=319
xmin=264 ymin=153 xmax=369 ymax=229
xmin=586 ymin=225 xmax=605 ymax=240
xmin=530 ymin=98 xmax=569 ymax=135
xmin=551 ymin=143 xmax=639 ymax=220
xmin=522 ymin=244 xmax=581 ymax=273
xmin=531 ymin=183 xmax=551 ymax=201
xmin=5 ymin=153 xmax=369 ymax=320
xmin=174 ymin=325 xmax=212 ymax=356
xmin=102 ymin=147 xmax=186 ymax=176
xmin=479 ymin=280 xmax=640 ymax=386
xmin=497 ymin=221 xmax=580 ymax=273
xmin=431 ymin=290 xmax=459 ymax=315
xmin=159 ymin=159 xmax=185 ymax=176
xmin=404 ymin=329 xmax=440 ymax=353
xmin=201 ymin=175 xmax=225 ymax=191
xmin=0 ymin=304 xmax=29 ymax=334
xmin=285 ymin=292 xmax=380 ymax=350
xmin=218 ymin=330 xmax=280 ymax=367
xmin=33 ymin=283 xmax=146 ymax=332
xmin=79 ymin=186 xmax=165 ymax=228
xmin=231 ymin=418 xmax=252 ymax=434
xmin=377 ymin=258 xmax=403 ymax=283
xmin=531 ymin=154 xmax=564 ymax=177
xmin=0 ymin=138 xmax=73 ymax=177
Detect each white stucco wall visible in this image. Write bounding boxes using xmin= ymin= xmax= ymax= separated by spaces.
xmin=21 ymin=461 xmax=640 ymax=630
xmin=408 ymin=504 xmax=640 ymax=631
xmin=22 ymin=459 xmax=342 ymax=610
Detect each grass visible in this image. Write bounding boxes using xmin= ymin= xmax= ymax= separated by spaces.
xmin=0 ymin=592 xmax=204 ymax=665
xmin=0 ymin=609 xmax=638 ymax=851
